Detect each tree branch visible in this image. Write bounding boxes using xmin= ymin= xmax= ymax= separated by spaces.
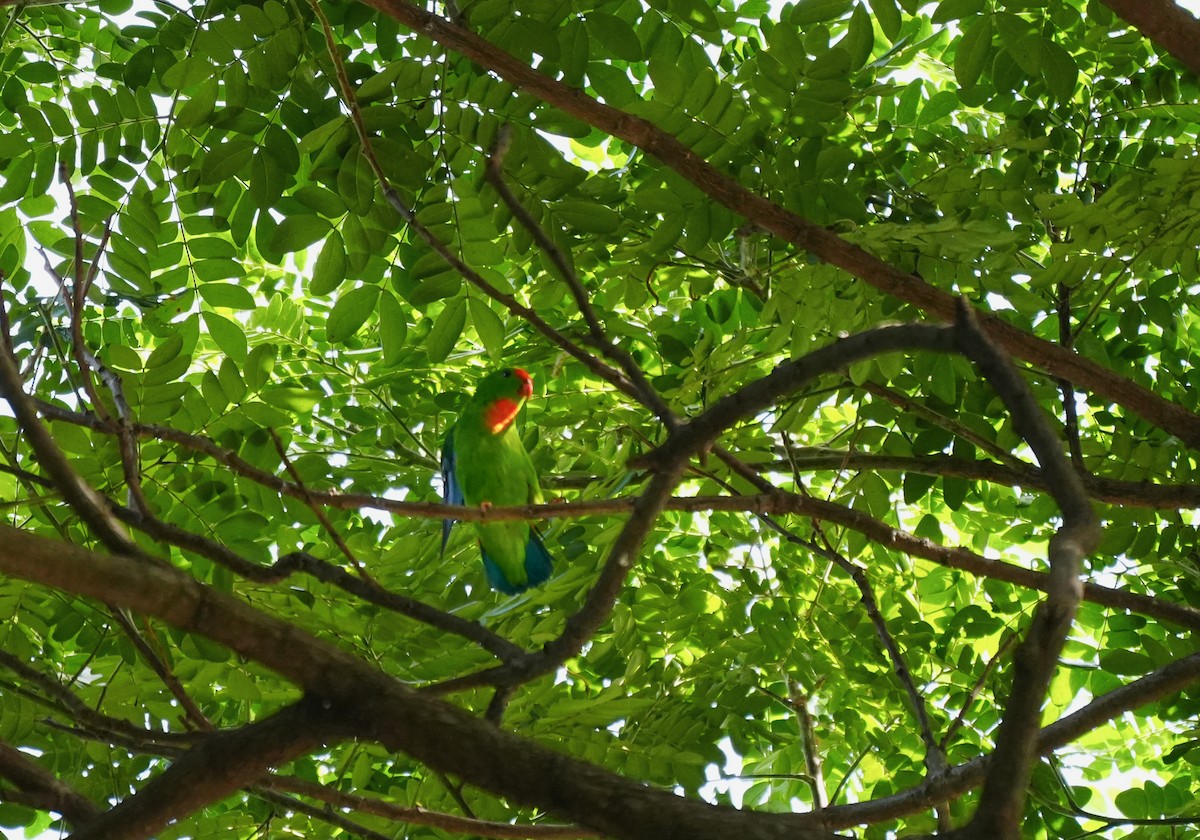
xmin=0 ymin=739 xmax=99 ymax=827
xmin=484 ymin=126 xmax=677 ymax=428
xmin=0 ymin=323 xmax=140 ymax=556
xmin=257 ymin=773 xmax=602 ymax=838
xmin=71 ymin=699 xmax=350 ymax=840
xmin=355 ymin=0 xmax=1200 ymax=449
xmin=950 ymin=301 xmax=1099 ymax=839
xmin=1099 ymin=0 xmax=1200 ymax=76
xmin=0 ymin=523 xmax=842 ymax=840
xmin=815 ymin=650 xmax=1200 ymax=831
xmin=309 ymin=0 xmax=642 ymax=405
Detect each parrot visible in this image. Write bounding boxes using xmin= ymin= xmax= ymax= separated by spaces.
xmin=441 ymin=367 xmax=554 ymax=594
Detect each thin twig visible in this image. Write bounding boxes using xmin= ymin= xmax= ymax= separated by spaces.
xmin=805 ymin=534 xmax=949 ymax=784
xmin=484 ymin=126 xmax=677 ymax=428
xmin=108 ymin=502 xmax=524 ymax=661
xmin=816 ymin=649 xmax=1200 ymax=830
xmin=269 ymin=428 xmax=378 ymax=587
xmin=940 ymin=631 xmax=1019 ymax=749
xmin=105 ymin=608 xmax=213 ymax=732
xmin=0 ymin=322 xmax=140 ymax=556
xmin=59 ymin=163 xmax=112 ymax=425
xmin=307 ymin=0 xmax=642 ymax=404
xmin=786 ymin=681 xmax=826 ymax=809
xmin=1056 ymin=283 xmax=1085 ymax=469
xmin=258 ymin=773 xmax=601 ymax=838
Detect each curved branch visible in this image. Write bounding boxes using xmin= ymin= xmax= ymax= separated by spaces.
xmin=110 ymin=503 xmax=525 ymax=661
xmin=257 ymin=774 xmax=602 ymax=839
xmin=0 ymin=740 xmax=99 ymax=828
xmin=0 ymin=332 xmax=137 ymax=555
xmin=951 ymin=301 xmax=1099 ymax=838
xmin=0 ymin=523 xmax=841 ymax=840
xmin=355 ymin=0 xmax=1200 ymax=449
xmin=816 ymin=650 xmax=1200 ymax=830
xmin=1100 ymin=0 xmax=1200 ymax=76
xmin=71 ymin=699 xmax=350 ymax=840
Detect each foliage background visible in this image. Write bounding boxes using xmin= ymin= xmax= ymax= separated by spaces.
xmin=0 ymin=0 xmax=1199 ymax=837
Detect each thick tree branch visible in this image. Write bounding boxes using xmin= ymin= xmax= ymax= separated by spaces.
xmin=816 ymin=650 xmax=1200 ymax=830
xmin=950 ymin=302 xmax=1099 ymax=839
xmin=0 ymin=524 xmax=841 ymax=840
xmin=638 ymin=323 xmax=960 ymax=470
xmin=71 ymin=699 xmax=350 ymax=840
xmin=0 ymin=328 xmax=138 ymax=555
xmin=0 ymin=740 xmax=99 ymax=827
xmin=1100 ymin=0 xmax=1200 ymax=76
xmin=258 ymin=774 xmax=602 ymax=838
xmin=355 ymin=0 xmax=1200 ymax=449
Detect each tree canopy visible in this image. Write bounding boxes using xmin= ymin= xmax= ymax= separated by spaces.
xmin=1 ymin=0 xmax=1200 ymax=837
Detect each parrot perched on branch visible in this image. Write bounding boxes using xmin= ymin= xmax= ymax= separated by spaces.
xmin=441 ymin=367 xmax=554 ymax=594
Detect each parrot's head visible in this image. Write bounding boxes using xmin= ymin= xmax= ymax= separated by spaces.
xmin=472 ymin=367 xmax=534 ymax=434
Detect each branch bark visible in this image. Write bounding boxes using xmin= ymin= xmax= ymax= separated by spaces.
xmin=0 ymin=740 xmax=99 ymax=828
xmin=356 ymin=0 xmax=1200 ymax=449
xmin=0 ymin=524 xmax=841 ymax=840
xmin=815 ymin=650 xmax=1200 ymax=830
xmin=1100 ymin=0 xmax=1200 ymax=76
xmin=71 ymin=700 xmax=349 ymax=840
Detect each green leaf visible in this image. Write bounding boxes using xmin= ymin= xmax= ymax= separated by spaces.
xmin=1041 ymin=39 xmax=1078 ymax=100
xmin=0 ymin=155 xmax=34 ymax=204
xmin=311 ymin=231 xmax=348 ymax=296
xmin=16 ymin=62 xmax=57 ymax=83
xmin=469 ymin=296 xmax=506 ymax=359
xmin=843 ymin=3 xmax=874 ymax=69
xmin=555 ymin=200 xmax=621 ymax=234
xmin=337 ymin=146 xmax=376 ymax=216
xmin=425 ymin=296 xmax=466 ymax=363
xmin=203 ymin=311 xmax=249 ymax=361
xmin=327 ymin=284 xmax=380 ymax=344
xmin=669 ymin=0 xmax=720 ymax=32
xmin=1114 ymin=787 xmax=1148 ymax=819
xmin=585 ymin=13 xmax=642 ymax=62
xmin=262 ymin=386 xmax=322 ymax=412
xmin=271 ymin=215 xmax=332 ymax=254
xmin=791 ymin=0 xmax=854 ymax=25
xmin=932 ymin=0 xmax=983 ymax=23
xmin=145 ymin=333 xmax=184 ymax=369
xmin=869 ymin=0 xmax=902 ymax=41
xmin=162 ymin=56 xmax=215 ymax=90
xmin=379 ymin=290 xmax=408 ymax=367
xmin=198 ymin=283 xmax=257 ymax=310
xmin=218 ymin=357 xmax=247 ymax=402
xmin=954 ymin=15 xmax=994 ymax=89
xmin=200 ymin=136 xmax=257 ymax=184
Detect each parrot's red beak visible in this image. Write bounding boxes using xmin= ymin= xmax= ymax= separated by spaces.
xmin=514 ymin=367 xmax=533 ymax=398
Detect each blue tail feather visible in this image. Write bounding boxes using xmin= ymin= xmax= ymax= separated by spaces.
xmin=440 ymin=429 xmax=463 ymax=555
xmin=481 ymin=530 xmax=553 ymax=595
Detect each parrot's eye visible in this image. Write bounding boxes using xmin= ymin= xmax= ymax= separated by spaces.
xmin=502 ymin=370 xmax=512 ymax=377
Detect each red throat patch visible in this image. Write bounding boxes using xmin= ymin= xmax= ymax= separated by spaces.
xmin=484 ymin=397 xmax=522 ymax=434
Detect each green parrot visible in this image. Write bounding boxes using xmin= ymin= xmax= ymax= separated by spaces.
xmin=441 ymin=367 xmax=554 ymax=593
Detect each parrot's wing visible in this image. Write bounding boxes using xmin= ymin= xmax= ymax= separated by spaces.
xmin=440 ymin=427 xmax=464 ymax=555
